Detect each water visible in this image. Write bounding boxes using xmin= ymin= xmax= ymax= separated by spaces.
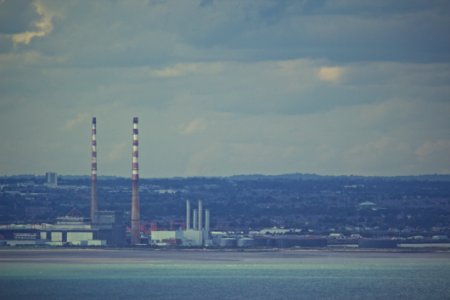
xmin=1 ymin=250 xmax=449 ymax=300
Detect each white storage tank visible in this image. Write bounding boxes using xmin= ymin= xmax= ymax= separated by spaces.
xmin=219 ymin=237 xmax=237 ymax=248
xmin=237 ymin=237 xmax=255 ymax=248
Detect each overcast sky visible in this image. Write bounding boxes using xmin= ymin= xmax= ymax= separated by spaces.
xmin=0 ymin=0 xmax=449 ymax=177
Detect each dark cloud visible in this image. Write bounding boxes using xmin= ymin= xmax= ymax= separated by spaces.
xmin=0 ymin=0 xmax=39 ymax=34
xmin=10 ymin=0 xmax=448 ymax=69
xmin=218 ymin=3 xmax=450 ymax=63
xmin=199 ymin=0 xmax=213 ymax=8
xmin=319 ymin=0 xmax=450 ymax=16
xmin=0 ymin=35 xmax=13 ymax=52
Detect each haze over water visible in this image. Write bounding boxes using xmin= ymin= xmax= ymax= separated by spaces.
xmin=1 ymin=249 xmax=449 ymax=300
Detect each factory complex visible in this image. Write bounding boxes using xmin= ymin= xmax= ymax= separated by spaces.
xmin=0 ymin=210 xmax=124 ymax=247
xmin=2 ymin=117 xmax=446 ymax=250
xmin=0 ymin=117 xmax=332 ymax=249
xmin=0 ymin=117 xmax=218 ymax=248
xmin=0 ymin=199 xmax=213 ymax=248
xmin=151 ymin=200 xmax=211 ymax=247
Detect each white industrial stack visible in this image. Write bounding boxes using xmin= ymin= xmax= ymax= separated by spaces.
xmin=183 ymin=199 xmax=210 ymax=246
xmin=193 ymin=209 xmax=198 ymax=230
xmin=205 ymin=209 xmax=210 ymax=233
xmin=198 ymin=200 xmax=203 ymax=232
xmin=186 ymin=200 xmax=191 ymax=229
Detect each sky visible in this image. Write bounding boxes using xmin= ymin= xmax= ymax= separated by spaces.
xmin=0 ymin=0 xmax=449 ymax=177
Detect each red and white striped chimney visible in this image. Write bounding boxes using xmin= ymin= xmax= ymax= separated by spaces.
xmin=131 ymin=117 xmax=140 ymax=245
xmin=90 ymin=117 xmax=98 ymax=222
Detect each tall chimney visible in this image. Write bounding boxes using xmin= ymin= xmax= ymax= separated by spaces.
xmin=198 ymin=200 xmax=203 ymax=230
xmin=131 ymin=117 xmax=140 ymax=245
xmin=205 ymin=209 xmax=210 ymax=233
xmin=90 ymin=117 xmax=98 ymax=222
xmin=186 ymin=200 xmax=191 ymax=230
xmin=193 ymin=209 xmax=198 ymax=230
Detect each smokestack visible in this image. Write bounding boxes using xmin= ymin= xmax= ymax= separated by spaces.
xmin=90 ymin=117 xmax=98 ymax=222
xmin=205 ymin=209 xmax=210 ymax=233
xmin=186 ymin=200 xmax=191 ymax=230
xmin=131 ymin=117 xmax=140 ymax=245
xmin=198 ymin=200 xmax=203 ymax=230
xmin=193 ymin=209 xmax=198 ymax=230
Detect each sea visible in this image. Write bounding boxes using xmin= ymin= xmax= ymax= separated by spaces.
xmin=0 ymin=249 xmax=449 ymax=300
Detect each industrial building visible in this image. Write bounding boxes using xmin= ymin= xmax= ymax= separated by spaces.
xmin=151 ymin=230 xmax=184 ymax=246
xmin=0 ymin=207 xmax=126 ymax=247
xmin=92 ymin=210 xmax=126 ymax=246
xmin=150 ymin=200 xmax=211 ymax=247
xmin=209 ymin=232 xmax=328 ymax=249
xmin=0 ymin=117 xmax=131 ymax=247
xmin=0 ymin=116 xmax=422 ymax=250
xmin=1 ymin=117 xmax=257 ymax=248
xmin=45 ymin=172 xmax=58 ymax=187
xmin=40 ymin=212 xmax=104 ymax=246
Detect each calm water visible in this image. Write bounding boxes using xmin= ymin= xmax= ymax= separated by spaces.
xmin=0 ymin=251 xmax=449 ymax=300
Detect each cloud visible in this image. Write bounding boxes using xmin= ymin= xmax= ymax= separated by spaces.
xmin=416 ymin=140 xmax=450 ymax=160
xmin=150 ymin=62 xmax=223 ymax=78
xmin=63 ymin=113 xmax=89 ymax=130
xmin=151 ymin=64 xmax=198 ymax=78
xmin=11 ymin=1 xmax=53 ymax=45
xmin=1 ymin=1 xmax=450 ymax=177
xmin=179 ymin=118 xmax=207 ymax=135
xmin=316 ymin=66 xmax=345 ymax=83
xmin=1 ymin=0 xmax=446 ymax=68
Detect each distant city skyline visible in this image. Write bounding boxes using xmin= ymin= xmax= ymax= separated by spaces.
xmin=1 ymin=1 xmax=449 ymax=177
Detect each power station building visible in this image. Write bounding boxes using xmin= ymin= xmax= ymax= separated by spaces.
xmin=0 ymin=206 xmax=127 ymax=247
xmin=40 ymin=212 xmax=104 ymax=246
xmin=1 ymin=117 xmax=214 ymax=248
xmin=150 ymin=200 xmax=211 ymax=247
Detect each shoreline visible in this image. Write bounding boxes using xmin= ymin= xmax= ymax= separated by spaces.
xmin=1 ymin=247 xmax=449 ymax=265
xmin=2 ymin=246 xmax=450 ymax=255
xmin=2 ymin=244 xmax=450 ymax=253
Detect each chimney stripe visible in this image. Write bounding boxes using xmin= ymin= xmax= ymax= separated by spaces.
xmin=90 ymin=117 xmax=98 ymax=222
xmin=131 ymin=117 xmax=140 ymax=246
